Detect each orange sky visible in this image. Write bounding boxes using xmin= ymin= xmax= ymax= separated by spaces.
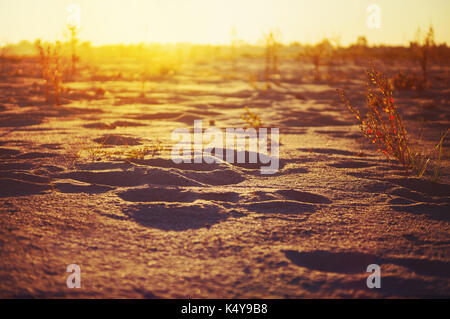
xmin=1 ymin=0 xmax=449 ymax=45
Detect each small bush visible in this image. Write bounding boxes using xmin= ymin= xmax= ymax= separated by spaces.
xmin=302 ymin=39 xmax=333 ymax=81
xmin=127 ymin=140 xmax=164 ymax=160
xmin=264 ymin=31 xmax=280 ymax=82
xmin=66 ymin=25 xmax=79 ymax=76
xmin=35 ymin=40 xmax=63 ymax=106
xmin=391 ymin=71 xmax=424 ymax=91
xmin=409 ymin=24 xmax=435 ymax=88
xmin=242 ymin=107 xmax=262 ymax=129
xmin=339 ymin=64 xmax=448 ymax=180
xmin=0 ymin=45 xmax=8 ymax=74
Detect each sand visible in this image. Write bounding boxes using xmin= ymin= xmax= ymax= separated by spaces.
xmin=0 ymin=56 xmax=449 ymax=298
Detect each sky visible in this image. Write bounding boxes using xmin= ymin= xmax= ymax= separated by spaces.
xmin=0 ymin=0 xmax=449 ymax=46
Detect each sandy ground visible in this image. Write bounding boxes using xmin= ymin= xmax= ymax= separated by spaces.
xmin=0 ymin=57 xmax=449 ymax=298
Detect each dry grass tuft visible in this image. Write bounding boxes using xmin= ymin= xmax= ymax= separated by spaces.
xmin=242 ymin=107 xmax=262 ymax=129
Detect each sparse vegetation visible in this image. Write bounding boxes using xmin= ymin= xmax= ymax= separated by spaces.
xmin=242 ymin=107 xmax=262 ymax=129
xmin=263 ymin=30 xmax=280 ymax=82
xmin=2 ymin=3 xmax=450 ymax=300
xmin=35 ymin=40 xmax=63 ymax=106
xmin=0 ymin=44 xmax=8 ymax=75
xmin=59 ymin=145 xmax=83 ymax=169
xmin=303 ymin=39 xmax=333 ymax=81
xmin=126 ymin=140 xmax=165 ymax=160
xmin=349 ymin=36 xmax=369 ymax=64
xmin=60 ymin=138 xmax=166 ymax=166
xmin=66 ymin=24 xmax=79 ymax=77
xmin=410 ymin=24 xmax=435 ymax=88
xmin=339 ymin=64 xmax=448 ymax=180
xmin=391 ymin=71 xmax=424 ymax=91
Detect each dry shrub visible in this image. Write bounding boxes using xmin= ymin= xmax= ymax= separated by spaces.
xmin=242 ymin=107 xmax=262 ymax=129
xmin=264 ymin=31 xmax=280 ymax=82
xmin=73 ymin=139 xmax=166 ymax=163
xmin=410 ymin=25 xmax=435 ymax=88
xmin=304 ymin=39 xmax=333 ymax=81
xmin=66 ymin=25 xmax=79 ymax=76
xmin=35 ymin=40 xmax=63 ymax=106
xmin=391 ymin=71 xmax=424 ymax=91
xmin=126 ymin=140 xmax=165 ymax=160
xmin=0 ymin=45 xmax=8 ymax=74
xmin=339 ymin=64 xmax=448 ymax=180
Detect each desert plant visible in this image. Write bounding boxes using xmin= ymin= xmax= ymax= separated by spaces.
xmin=51 ymin=42 xmax=63 ymax=106
xmin=85 ymin=143 xmax=107 ymax=162
xmin=127 ymin=140 xmax=164 ymax=160
xmin=66 ymin=24 xmax=79 ymax=76
xmin=391 ymin=71 xmax=424 ymax=91
xmin=432 ymin=130 xmax=449 ymax=181
xmin=338 ymin=64 xmax=448 ymax=179
xmin=339 ymin=64 xmax=412 ymax=168
xmin=242 ymin=107 xmax=262 ymax=129
xmin=126 ymin=147 xmax=150 ymax=160
xmin=305 ymin=39 xmax=333 ymax=80
xmin=349 ymin=36 xmax=369 ymax=63
xmin=0 ymin=44 xmax=8 ymax=75
xmin=152 ymin=138 xmax=165 ymax=156
xmin=410 ymin=25 xmax=435 ymax=88
xmin=35 ymin=40 xmax=63 ymax=106
xmin=36 ymin=40 xmax=50 ymax=102
xmin=264 ymin=31 xmax=280 ymax=82
xmin=59 ymin=145 xmax=83 ymax=168
xmin=79 ymin=138 xmax=165 ymax=162
xmin=326 ymin=37 xmax=341 ymax=77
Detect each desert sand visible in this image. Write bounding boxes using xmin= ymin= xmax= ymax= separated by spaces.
xmin=0 ymin=52 xmax=449 ymax=298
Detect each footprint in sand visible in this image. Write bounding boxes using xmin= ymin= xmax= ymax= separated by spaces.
xmin=328 ymin=160 xmax=375 ymax=169
xmin=56 ymin=163 xmax=246 ymax=188
xmin=118 ymin=187 xmax=196 ymax=203
xmin=0 ymin=148 xmax=21 ymax=158
xmin=283 ymin=249 xmax=450 ymax=278
xmin=243 ymin=200 xmax=317 ymax=214
xmin=54 ymin=182 xmax=114 ymax=194
xmin=129 ymin=158 xmax=224 ymax=172
xmin=0 ymin=162 xmax=36 ymax=171
xmin=56 ymin=168 xmax=203 ymax=187
xmin=15 ymin=152 xmax=59 ymax=160
xmin=390 ymin=201 xmax=450 ymax=221
xmin=298 ymin=148 xmax=367 ymax=157
xmin=276 ymin=189 xmax=332 ymax=204
xmin=241 ymin=189 xmax=332 ymax=214
xmin=122 ymin=203 xmax=232 ymax=231
xmin=0 ymin=178 xmax=51 ymax=197
xmin=0 ymin=171 xmax=50 ymax=184
xmin=117 ymin=186 xmax=240 ymax=203
xmin=386 ymin=178 xmax=450 ymax=221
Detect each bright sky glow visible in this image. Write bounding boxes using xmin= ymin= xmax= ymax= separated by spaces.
xmin=1 ymin=0 xmax=449 ymax=45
